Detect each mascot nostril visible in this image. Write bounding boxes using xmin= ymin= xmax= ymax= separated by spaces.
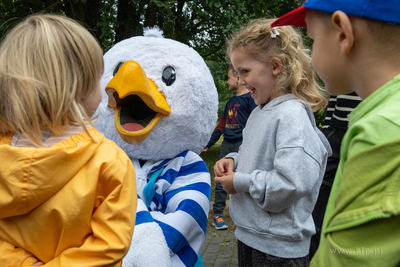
xmin=95 ymin=26 xmax=218 ymax=267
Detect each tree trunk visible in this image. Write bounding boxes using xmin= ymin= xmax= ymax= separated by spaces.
xmin=84 ymin=0 xmax=100 ymax=40
xmin=144 ymin=0 xmax=157 ymax=28
xmin=64 ymin=0 xmax=100 ymax=40
xmin=115 ymin=0 xmax=141 ymax=42
xmin=174 ymin=0 xmax=187 ymax=44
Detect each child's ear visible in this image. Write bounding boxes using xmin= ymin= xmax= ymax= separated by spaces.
xmin=271 ymin=57 xmax=283 ymax=76
xmin=331 ymin=11 xmax=354 ymax=54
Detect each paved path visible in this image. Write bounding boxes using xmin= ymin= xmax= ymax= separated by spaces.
xmin=201 ymin=201 xmax=238 ymax=267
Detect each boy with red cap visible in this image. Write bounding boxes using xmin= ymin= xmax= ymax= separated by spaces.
xmin=273 ymin=1 xmax=400 ymax=266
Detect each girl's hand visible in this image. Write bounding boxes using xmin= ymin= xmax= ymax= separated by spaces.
xmin=215 ymin=172 xmax=236 ymax=194
xmin=32 ymin=262 xmax=43 ymax=266
xmin=213 ymin=158 xmax=234 ymax=177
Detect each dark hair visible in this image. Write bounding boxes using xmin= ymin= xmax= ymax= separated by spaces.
xmin=228 ymin=65 xmax=239 ymax=77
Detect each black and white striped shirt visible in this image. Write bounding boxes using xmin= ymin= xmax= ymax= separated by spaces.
xmin=323 ymin=92 xmax=362 ymax=129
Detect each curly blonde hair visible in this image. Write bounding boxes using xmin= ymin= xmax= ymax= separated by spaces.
xmin=227 ymin=18 xmax=327 ymax=111
xmin=0 ymin=14 xmax=104 ymax=146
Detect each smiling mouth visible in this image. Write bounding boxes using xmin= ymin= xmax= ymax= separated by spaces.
xmin=114 ymin=92 xmax=156 ymax=132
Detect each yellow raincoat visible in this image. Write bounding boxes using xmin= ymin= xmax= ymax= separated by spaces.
xmin=0 ymin=127 xmax=137 ymax=266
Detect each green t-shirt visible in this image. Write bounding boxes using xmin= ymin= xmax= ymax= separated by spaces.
xmin=312 ymin=75 xmax=400 ymax=266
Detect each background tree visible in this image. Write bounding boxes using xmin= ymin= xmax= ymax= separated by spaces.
xmin=0 ymin=0 xmax=302 ymax=57
xmin=0 ymin=0 xmax=325 ymax=121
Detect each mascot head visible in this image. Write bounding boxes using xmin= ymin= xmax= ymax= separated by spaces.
xmin=95 ymin=28 xmax=218 ymax=160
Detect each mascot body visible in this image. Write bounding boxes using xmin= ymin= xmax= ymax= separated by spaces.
xmin=95 ymin=28 xmax=218 ymax=267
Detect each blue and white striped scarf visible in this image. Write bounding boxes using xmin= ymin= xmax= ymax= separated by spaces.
xmin=133 ymin=150 xmax=211 ymax=267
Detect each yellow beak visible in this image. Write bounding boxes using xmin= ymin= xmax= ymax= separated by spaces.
xmin=105 ymin=60 xmax=171 ymax=144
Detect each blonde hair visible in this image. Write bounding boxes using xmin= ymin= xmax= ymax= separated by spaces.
xmin=0 ymin=14 xmax=104 ymax=146
xmin=227 ymin=18 xmax=327 ymax=111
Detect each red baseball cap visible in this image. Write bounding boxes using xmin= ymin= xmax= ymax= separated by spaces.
xmin=271 ymin=6 xmax=307 ymax=27
xmin=272 ymin=0 xmax=400 ymax=28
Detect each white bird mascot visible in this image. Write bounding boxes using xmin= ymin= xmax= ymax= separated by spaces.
xmin=94 ymin=27 xmax=218 ymax=267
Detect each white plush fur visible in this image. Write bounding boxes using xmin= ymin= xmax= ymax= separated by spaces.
xmin=94 ymin=29 xmax=218 ymax=160
xmin=122 ymin=222 xmax=171 ymax=267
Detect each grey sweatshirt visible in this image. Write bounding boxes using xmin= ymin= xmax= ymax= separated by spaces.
xmin=226 ymin=94 xmax=332 ymax=258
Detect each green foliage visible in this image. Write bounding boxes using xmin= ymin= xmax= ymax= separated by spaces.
xmin=205 ymin=60 xmax=235 ymax=117
xmin=0 ymin=0 xmax=308 ymax=59
xmin=0 ymin=17 xmax=20 ymax=41
xmin=0 ymin=0 xmax=329 ymax=120
xmin=97 ymin=0 xmax=117 ymax=51
xmin=205 ymin=61 xmax=226 ymax=80
xmin=314 ymin=109 xmax=326 ymax=130
xmin=215 ymin=80 xmax=234 ymax=118
xmin=0 ymin=0 xmax=46 ymax=41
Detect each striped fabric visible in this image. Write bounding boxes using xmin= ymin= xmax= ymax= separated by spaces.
xmin=323 ymin=92 xmax=362 ymax=129
xmin=132 ymin=150 xmax=211 ymax=267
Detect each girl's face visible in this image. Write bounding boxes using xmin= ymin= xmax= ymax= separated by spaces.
xmin=230 ymin=49 xmax=278 ymax=107
xmin=81 ymin=81 xmax=102 ymax=118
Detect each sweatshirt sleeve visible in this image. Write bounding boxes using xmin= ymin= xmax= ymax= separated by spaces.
xmin=233 ymin=104 xmax=326 ymax=213
xmin=225 ymin=152 xmax=239 ymax=170
xmin=233 ymin=147 xmax=322 ymax=213
xmin=43 ymin=158 xmax=137 ymax=267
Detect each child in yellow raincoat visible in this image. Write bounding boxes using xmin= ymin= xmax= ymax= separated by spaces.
xmin=0 ymin=14 xmax=137 ymax=267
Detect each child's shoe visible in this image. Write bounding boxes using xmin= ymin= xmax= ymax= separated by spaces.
xmin=213 ymin=214 xmax=228 ymax=230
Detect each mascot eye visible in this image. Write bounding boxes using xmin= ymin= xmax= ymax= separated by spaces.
xmin=113 ymin=62 xmax=124 ymax=76
xmin=162 ymin=66 xmax=176 ymax=86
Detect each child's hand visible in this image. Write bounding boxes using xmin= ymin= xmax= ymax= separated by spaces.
xmin=20 ymin=256 xmax=43 ymax=267
xmin=215 ymin=172 xmax=236 ymax=194
xmin=213 ymin=158 xmax=234 ymax=177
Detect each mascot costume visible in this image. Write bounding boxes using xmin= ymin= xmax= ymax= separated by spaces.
xmin=95 ymin=27 xmax=218 ymax=267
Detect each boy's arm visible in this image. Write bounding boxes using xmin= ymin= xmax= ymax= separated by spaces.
xmin=0 ymin=239 xmax=40 ymax=267
xmin=43 ymin=159 xmax=137 ymax=267
xmin=207 ymin=101 xmax=230 ymax=149
xmin=206 ymin=116 xmax=225 ymax=149
xmin=311 ymin=215 xmax=400 ymax=267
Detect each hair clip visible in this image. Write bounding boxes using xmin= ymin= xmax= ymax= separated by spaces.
xmin=271 ymin=27 xmax=280 ymax=39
